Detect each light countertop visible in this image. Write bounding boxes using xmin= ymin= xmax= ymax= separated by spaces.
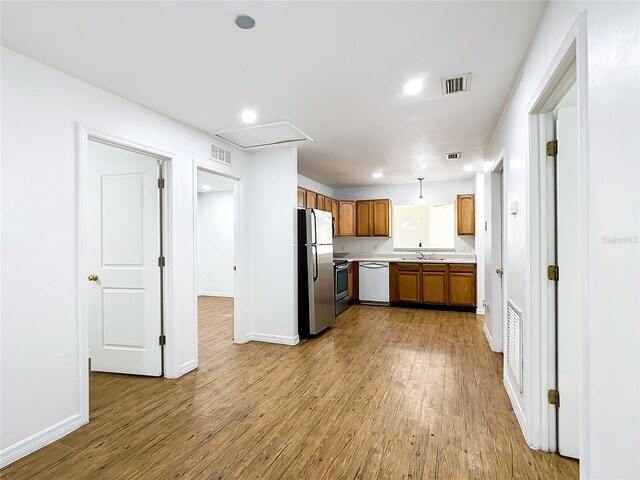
xmin=334 ymin=253 xmax=476 ymax=264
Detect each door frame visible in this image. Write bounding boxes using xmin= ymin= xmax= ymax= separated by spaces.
xmin=524 ymin=12 xmax=588 ymax=464
xmin=75 ymin=124 xmax=175 ymax=423
xmin=486 ymin=155 xmax=505 ymax=353
xmin=192 ymin=159 xmax=247 ymax=356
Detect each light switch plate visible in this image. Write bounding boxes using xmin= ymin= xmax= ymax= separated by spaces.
xmin=510 ymin=201 xmax=519 ymax=215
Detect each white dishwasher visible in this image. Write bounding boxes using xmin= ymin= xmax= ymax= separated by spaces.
xmin=359 ymin=262 xmax=390 ymax=305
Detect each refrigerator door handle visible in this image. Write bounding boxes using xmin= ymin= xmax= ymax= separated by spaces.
xmin=312 ymin=245 xmax=319 ymax=282
xmin=311 ymin=209 xmax=318 ymax=245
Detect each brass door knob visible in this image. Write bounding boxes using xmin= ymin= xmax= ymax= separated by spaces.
xmin=88 ymin=274 xmax=99 ymax=282
xmin=496 ymin=268 xmax=504 ymax=276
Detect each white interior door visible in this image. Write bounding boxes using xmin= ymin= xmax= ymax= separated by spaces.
xmin=556 ymin=102 xmax=580 ymax=458
xmin=86 ymin=140 xmax=163 ymax=377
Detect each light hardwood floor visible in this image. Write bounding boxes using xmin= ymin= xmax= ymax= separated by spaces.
xmin=2 ymin=297 xmax=578 ymax=479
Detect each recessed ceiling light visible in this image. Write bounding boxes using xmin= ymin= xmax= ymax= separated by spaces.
xmin=372 ymin=172 xmax=383 ymax=178
xmin=404 ymin=78 xmax=424 ymax=95
xmin=235 ymin=14 xmax=255 ymax=30
xmin=241 ymin=109 xmax=257 ymax=123
xmin=463 ymin=164 xmax=476 ymax=172
xmin=201 ymin=184 xmax=210 ymax=191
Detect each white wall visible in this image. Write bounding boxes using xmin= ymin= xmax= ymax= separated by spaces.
xmin=333 ymin=178 xmax=476 ymax=255
xmin=483 ymin=2 xmax=639 ymax=478
xmin=247 ymin=148 xmax=299 ymax=345
xmin=0 ymin=48 xmax=300 ymax=467
xmin=197 ymin=191 xmax=234 ymax=297
xmin=297 ymin=173 xmax=334 ymax=197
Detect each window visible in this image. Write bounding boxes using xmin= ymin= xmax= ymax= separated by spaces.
xmin=393 ymin=203 xmax=455 ymax=250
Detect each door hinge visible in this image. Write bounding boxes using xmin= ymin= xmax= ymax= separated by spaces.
xmin=546 ymin=140 xmax=558 ymax=156
xmin=158 ymin=178 xmax=165 ymax=189
xmin=159 ymin=334 xmax=166 ymax=346
xmin=158 ymin=256 xmax=166 ymax=267
xmin=548 ymin=389 xmax=560 ymax=407
xmin=548 ymin=264 xmax=559 ymax=281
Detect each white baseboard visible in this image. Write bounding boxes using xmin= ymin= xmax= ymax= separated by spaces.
xmin=198 ymin=291 xmax=234 ymax=298
xmin=0 ymin=414 xmax=85 ymax=468
xmin=246 ymin=332 xmax=300 ymax=346
xmin=483 ymin=322 xmax=494 ymax=347
xmin=476 ymin=307 xmax=486 ymax=315
xmin=503 ymin=374 xmax=528 ymax=445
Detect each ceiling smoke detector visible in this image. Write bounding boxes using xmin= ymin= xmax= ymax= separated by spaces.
xmin=235 ymin=14 xmax=255 ymax=29
xmin=442 ymin=73 xmax=472 ymax=95
xmin=446 ymin=152 xmax=462 ymax=160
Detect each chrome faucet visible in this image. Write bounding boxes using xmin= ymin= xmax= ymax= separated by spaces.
xmin=416 ymin=251 xmax=425 ymax=259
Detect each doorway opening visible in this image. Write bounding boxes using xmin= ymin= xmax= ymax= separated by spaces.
xmin=195 ymin=169 xmax=239 ymax=365
xmin=79 ymin=131 xmax=173 ymax=428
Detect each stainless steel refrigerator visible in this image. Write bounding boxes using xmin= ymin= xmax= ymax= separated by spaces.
xmin=298 ymin=208 xmax=336 ymax=337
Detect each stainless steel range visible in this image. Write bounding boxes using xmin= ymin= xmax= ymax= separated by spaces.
xmin=333 ymin=259 xmax=350 ymax=315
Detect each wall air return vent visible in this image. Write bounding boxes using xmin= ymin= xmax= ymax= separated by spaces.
xmin=446 ymin=152 xmax=462 ymax=160
xmin=211 ymin=145 xmax=232 ymax=166
xmin=442 ymin=73 xmax=472 ymax=95
xmin=507 ymin=300 xmax=523 ymax=393
xmin=212 ymin=121 xmax=313 ymax=149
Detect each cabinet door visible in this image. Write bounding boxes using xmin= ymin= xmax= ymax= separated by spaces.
xmin=457 ymin=194 xmax=475 ymax=235
xmin=317 ymin=194 xmax=326 ymax=211
xmin=356 ymin=200 xmax=373 ymax=236
xmin=325 ymin=197 xmax=332 ymax=213
xmin=449 ymin=271 xmax=476 ymax=306
xmin=338 ymin=201 xmax=356 ymax=236
xmin=396 ymin=263 xmax=421 ymax=303
xmin=331 ymin=200 xmax=339 ymax=236
xmin=422 ymin=269 xmax=448 ymax=304
xmin=306 ymin=191 xmax=317 ymax=209
xmin=297 ymin=187 xmax=306 ymax=208
xmin=348 ymin=263 xmax=353 ymax=300
xmin=372 ymin=199 xmax=390 ymax=236
xmin=397 ymin=271 xmax=421 ymax=303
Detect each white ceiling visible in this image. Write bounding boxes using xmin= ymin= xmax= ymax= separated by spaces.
xmin=197 ymin=170 xmax=236 ymax=193
xmin=1 ymin=1 xmax=547 ymax=188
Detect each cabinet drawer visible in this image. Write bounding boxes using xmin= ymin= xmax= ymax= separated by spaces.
xmin=396 ymin=263 xmax=420 ymax=272
xmin=421 ymin=263 xmax=448 ymax=272
xmin=449 ymin=264 xmax=476 ymax=272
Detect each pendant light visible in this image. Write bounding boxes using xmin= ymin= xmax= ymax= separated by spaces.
xmin=416 ymin=177 xmax=427 ymax=204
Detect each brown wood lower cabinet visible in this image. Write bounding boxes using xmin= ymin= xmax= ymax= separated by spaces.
xmin=390 ymin=262 xmax=476 ymax=309
xmin=395 ymin=263 xmax=421 ymax=303
xmin=348 ymin=262 xmax=359 ymax=301
xmin=422 ymin=264 xmax=448 ymax=305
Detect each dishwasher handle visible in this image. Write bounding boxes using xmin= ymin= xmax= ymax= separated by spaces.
xmin=360 ymin=262 xmax=389 ymax=269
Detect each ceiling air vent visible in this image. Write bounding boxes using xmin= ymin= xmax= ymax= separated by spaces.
xmin=446 ymin=152 xmax=462 ymax=160
xmin=442 ymin=73 xmax=472 ymax=95
xmin=211 ymin=145 xmax=232 ymax=166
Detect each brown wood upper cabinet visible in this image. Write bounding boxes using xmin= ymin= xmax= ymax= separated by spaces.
xmin=297 ymin=187 xmax=306 ymax=208
xmin=331 ymin=200 xmax=339 ymax=236
xmin=338 ymin=201 xmax=356 ymax=236
xmin=306 ymin=190 xmax=317 ymax=209
xmin=356 ymin=200 xmax=372 ymax=236
xmin=317 ymin=194 xmax=326 ymax=211
xmin=457 ymin=194 xmax=475 ymax=235
xmin=356 ymin=199 xmax=391 ymax=237
xmin=325 ymin=197 xmax=332 ymax=214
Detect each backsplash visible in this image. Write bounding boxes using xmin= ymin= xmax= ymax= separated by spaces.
xmin=333 ymin=235 xmax=475 ymax=255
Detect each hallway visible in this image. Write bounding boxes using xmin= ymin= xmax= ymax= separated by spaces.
xmin=1 ymin=297 xmax=578 ymax=479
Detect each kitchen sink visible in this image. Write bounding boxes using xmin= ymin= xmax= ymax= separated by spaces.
xmin=398 ymin=256 xmax=445 ymax=261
